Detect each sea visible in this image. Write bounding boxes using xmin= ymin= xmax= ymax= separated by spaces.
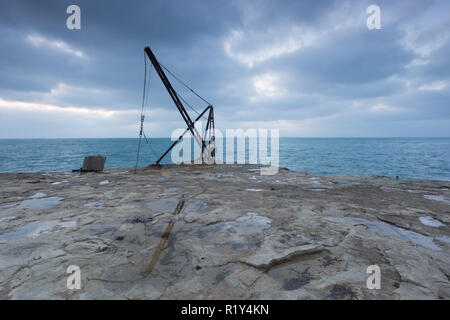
xmin=0 ymin=138 xmax=449 ymax=180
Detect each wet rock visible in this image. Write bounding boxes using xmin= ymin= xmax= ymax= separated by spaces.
xmin=325 ymin=285 xmax=357 ymax=300
xmin=419 ymin=216 xmax=444 ymax=227
xmin=241 ymin=243 xmax=323 ymax=270
xmin=126 ymin=216 xmax=152 ymax=224
xmin=17 ymin=197 xmax=63 ymax=210
xmin=0 ymin=164 xmax=449 ymax=299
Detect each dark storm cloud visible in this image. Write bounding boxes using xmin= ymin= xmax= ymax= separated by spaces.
xmin=0 ymin=0 xmax=449 ymax=137
xmin=0 ymin=0 xmax=241 ymax=99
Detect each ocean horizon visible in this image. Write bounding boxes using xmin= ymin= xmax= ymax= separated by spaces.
xmin=1 ymin=137 xmax=449 ymax=180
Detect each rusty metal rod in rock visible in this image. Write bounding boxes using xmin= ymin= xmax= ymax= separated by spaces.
xmin=147 ymin=198 xmax=185 ymax=274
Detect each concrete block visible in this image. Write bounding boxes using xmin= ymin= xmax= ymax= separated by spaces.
xmin=82 ymin=155 xmax=106 ymax=172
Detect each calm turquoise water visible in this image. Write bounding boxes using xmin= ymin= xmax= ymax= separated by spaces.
xmin=0 ymin=138 xmax=449 ymax=180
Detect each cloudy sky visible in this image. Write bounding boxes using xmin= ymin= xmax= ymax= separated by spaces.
xmin=0 ymin=0 xmax=449 ymax=138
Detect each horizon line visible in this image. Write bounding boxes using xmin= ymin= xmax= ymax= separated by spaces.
xmin=1 ymin=136 xmax=450 ymax=139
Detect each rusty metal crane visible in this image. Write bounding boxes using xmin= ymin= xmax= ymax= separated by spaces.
xmin=138 ymin=46 xmax=215 ymax=166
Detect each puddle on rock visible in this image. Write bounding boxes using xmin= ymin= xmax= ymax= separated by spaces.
xmin=434 ymin=235 xmax=450 ymax=244
xmin=127 ymin=201 xmax=141 ymax=206
xmin=0 ymin=203 xmax=18 ymax=209
xmin=183 ymin=200 xmax=209 ymax=213
xmin=311 ymin=188 xmax=327 ymax=192
xmin=423 ymin=194 xmax=450 ymax=204
xmin=309 ymin=177 xmax=321 ymax=184
xmin=325 ymin=216 xmax=442 ymax=251
xmin=163 ymin=187 xmax=182 ymax=193
xmin=419 ymin=216 xmax=444 ymax=227
xmin=0 ymin=219 xmax=76 ymax=242
xmin=52 ymin=180 xmax=68 ymax=185
xmin=84 ymin=220 xmax=123 ymax=237
xmin=324 ymin=285 xmax=357 ymax=300
xmin=30 ymin=192 xmax=47 ymax=199
xmin=84 ymin=200 xmax=105 ymax=209
xmin=145 ymin=197 xmax=181 ymax=213
xmin=17 ymin=197 xmax=63 ymax=210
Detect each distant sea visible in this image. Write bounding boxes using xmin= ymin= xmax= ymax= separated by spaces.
xmin=0 ymin=138 xmax=449 ymax=180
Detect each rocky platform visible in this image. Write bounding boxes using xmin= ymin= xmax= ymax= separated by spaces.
xmin=0 ymin=164 xmax=449 ymax=299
